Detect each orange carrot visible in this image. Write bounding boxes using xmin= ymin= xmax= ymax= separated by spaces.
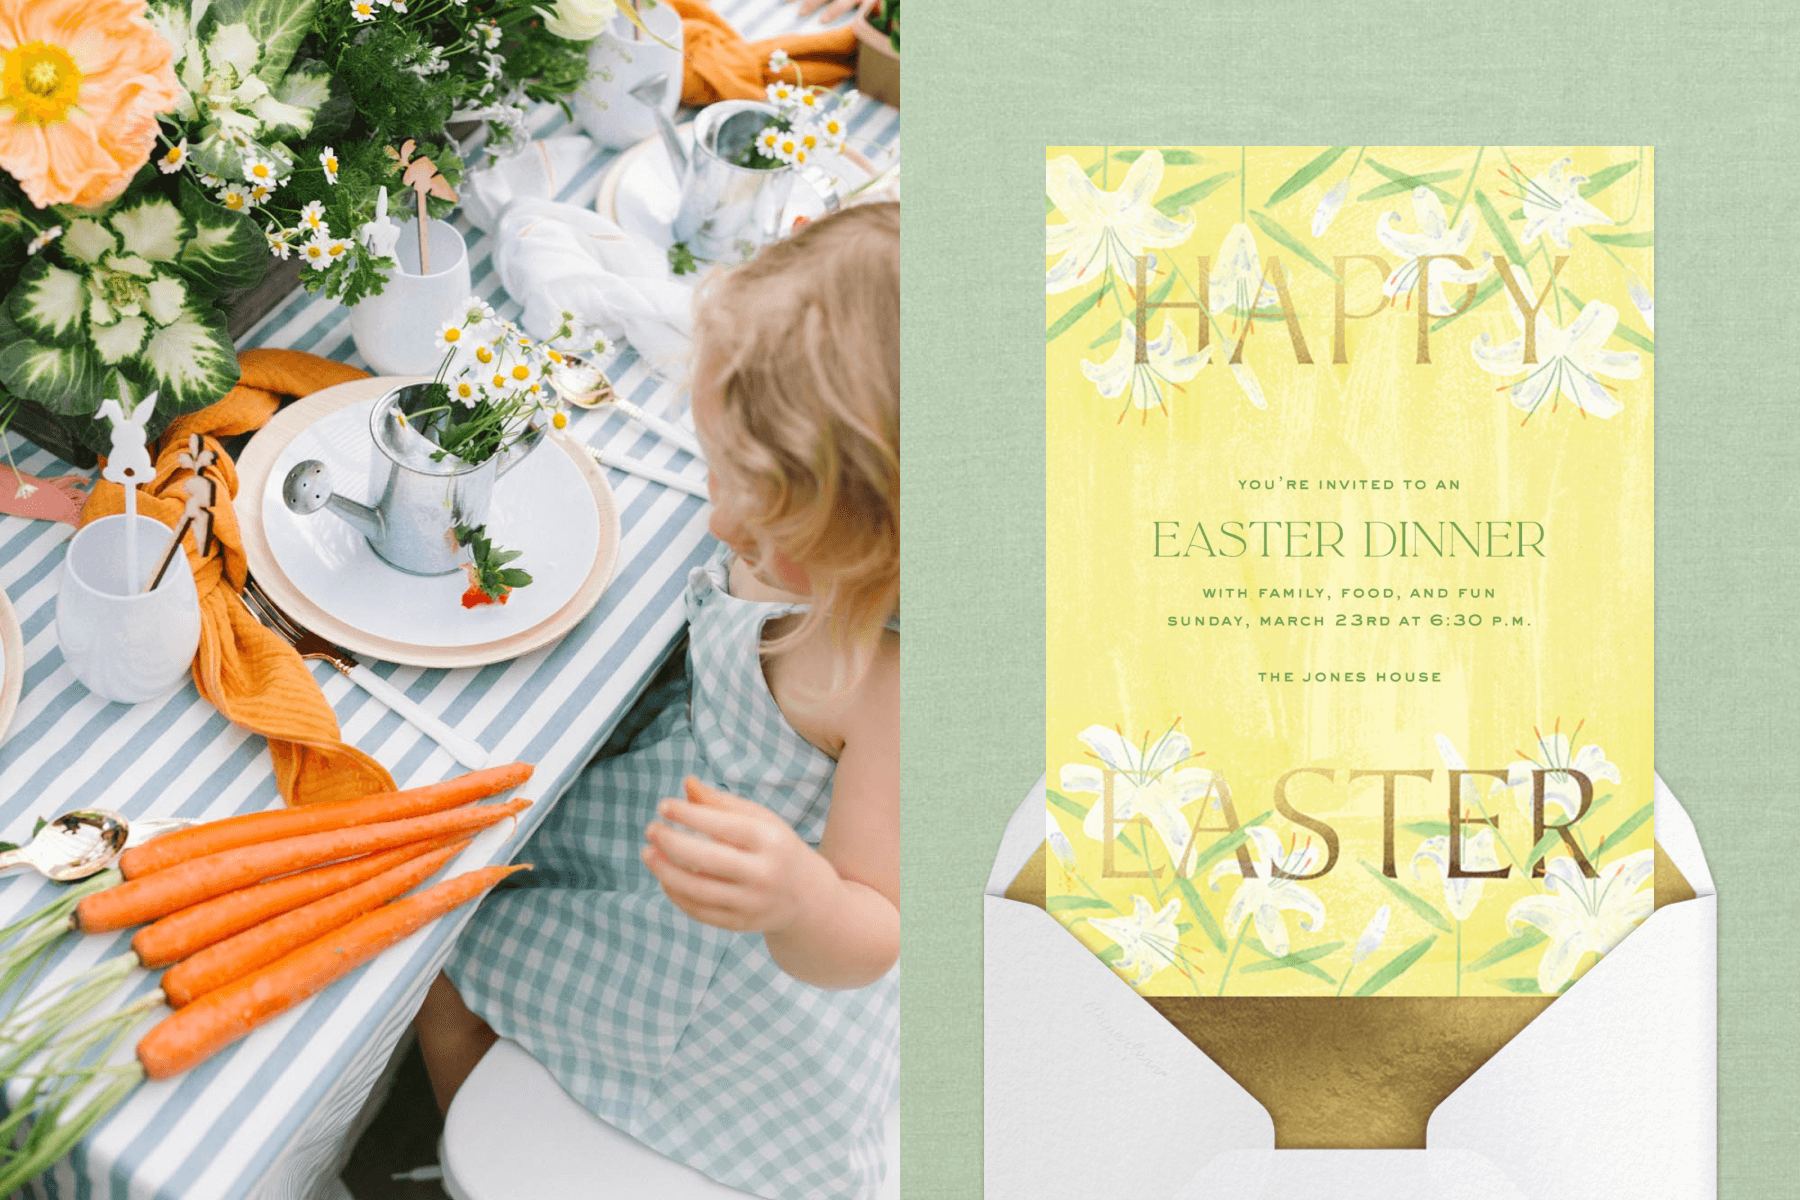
xmin=78 ymin=799 xmax=531 ymax=933
xmin=138 ymin=864 xmax=529 ymax=1079
xmin=119 ymin=763 xmax=534 ymax=879
xmin=131 ymin=836 xmax=465 ymax=969
xmin=160 ymin=838 xmax=473 ymax=1007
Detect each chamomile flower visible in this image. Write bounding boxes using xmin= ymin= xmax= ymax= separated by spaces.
xmin=478 ymin=20 xmax=502 ymax=48
xmin=772 ymin=130 xmax=802 ymax=164
xmin=463 ymin=300 xmax=495 ymax=325
xmin=798 ymin=129 xmax=819 ymax=153
xmin=551 ymin=410 xmax=568 ymax=429
xmin=454 ymin=381 xmax=477 ymax=406
xmin=437 ymin=321 xmax=467 ymax=347
xmin=301 ymin=238 xmax=332 ymax=269
xmin=320 ymin=147 xmax=339 ymax=184
xmin=157 ymin=139 xmax=188 ymax=174
xmin=491 ymin=372 xmax=507 ymax=390
xmin=350 ymin=0 xmax=377 ymax=21
xmin=217 ymin=184 xmax=250 ymax=212
xmin=267 ymin=228 xmax=294 ymax=260
xmin=767 ymin=81 xmax=797 ymax=105
xmin=475 ymin=345 xmax=494 ymax=365
xmin=790 ymin=145 xmax=810 ymax=167
xmin=198 ymin=172 xmax=225 ymax=189
xmin=247 ymin=182 xmax=274 ymax=206
xmin=817 ymin=112 xmax=847 ymax=143
xmin=758 ymin=128 xmax=781 ymax=157
xmin=326 ymin=238 xmax=353 ymax=261
xmin=26 ymin=225 xmax=61 ymax=255
xmin=299 ymin=201 xmax=328 ymax=233
xmin=767 ymin=48 xmax=791 ymax=72
xmin=244 ymin=158 xmax=279 ymax=186
xmin=511 ymin=364 xmax=531 ymax=381
xmin=796 ymin=87 xmax=824 ymax=111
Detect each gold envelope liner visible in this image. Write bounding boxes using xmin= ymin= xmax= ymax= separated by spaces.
xmin=1007 ymin=840 xmax=1696 ymax=1149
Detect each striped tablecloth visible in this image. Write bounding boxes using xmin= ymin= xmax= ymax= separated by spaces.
xmin=0 ymin=3 xmax=898 ymax=1194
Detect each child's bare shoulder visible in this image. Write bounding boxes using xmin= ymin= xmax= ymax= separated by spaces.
xmin=765 ymin=625 xmax=896 ymax=760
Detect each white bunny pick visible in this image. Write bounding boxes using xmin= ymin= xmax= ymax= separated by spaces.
xmin=97 ymin=390 xmax=156 ymax=591
xmin=360 ymin=185 xmax=402 ymax=260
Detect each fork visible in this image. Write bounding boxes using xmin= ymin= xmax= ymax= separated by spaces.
xmin=241 ymin=577 xmax=491 ymax=771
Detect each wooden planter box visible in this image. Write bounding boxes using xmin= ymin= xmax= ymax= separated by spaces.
xmin=852 ymin=14 xmax=899 ymax=108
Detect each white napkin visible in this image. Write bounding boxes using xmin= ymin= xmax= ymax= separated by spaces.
xmin=493 ymin=199 xmax=695 ymax=382
xmin=461 ymin=137 xmax=601 ymax=232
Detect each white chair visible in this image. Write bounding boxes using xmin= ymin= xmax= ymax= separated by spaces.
xmin=439 ymin=1038 xmax=900 ymax=1199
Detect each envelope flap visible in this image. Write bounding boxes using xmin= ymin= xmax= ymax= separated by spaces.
xmin=1175 ymin=1149 xmax=1529 ymax=1200
xmin=987 ymin=775 xmax=1048 ymax=897
xmin=985 ymin=895 xmax=1274 ymax=1198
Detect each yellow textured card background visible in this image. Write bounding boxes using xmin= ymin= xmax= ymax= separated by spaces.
xmin=1046 ymin=146 xmax=1654 ymax=997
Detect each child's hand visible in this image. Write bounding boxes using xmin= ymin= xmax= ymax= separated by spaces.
xmin=642 ymin=776 xmax=835 ymax=933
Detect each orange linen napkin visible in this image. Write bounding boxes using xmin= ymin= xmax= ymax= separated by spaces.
xmin=672 ymin=0 xmax=857 ymax=107
xmin=81 ymin=349 xmax=396 ymax=807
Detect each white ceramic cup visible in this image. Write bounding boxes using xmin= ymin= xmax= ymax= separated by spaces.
xmin=56 ymin=515 xmax=202 ymax=704
xmin=573 ymin=6 xmax=685 ymax=151
xmin=350 ymin=217 xmax=472 ymax=375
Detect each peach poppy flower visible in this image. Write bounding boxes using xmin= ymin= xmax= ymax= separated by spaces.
xmin=0 ymin=0 xmax=180 ymax=209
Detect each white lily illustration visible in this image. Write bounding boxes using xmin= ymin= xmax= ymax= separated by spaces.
xmin=1207 ymin=223 xmax=1279 ymax=326
xmin=1046 ymin=151 xmax=1196 ymax=295
xmin=1311 ymin=179 xmax=1349 ymax=236
xmin=1088 ymin=894 xmax=1183 ymax=986
xmin=1504 ymin=729 xmax=1622 ymax=826
xmin=1625 ymin=267 xmax=1655 ymax=332
xmin=1472 ymin=264 xmax=1641 ymax=418
xmin=1079 ymin=319 xmax=1209 ymax=418
xmin=1506 ymin=850 xmax=1653 ymax=993
xmin=1060 ymin=724 xmax=1216 ymax=869
xmin=1411 ymin=826 xmax=1504 ymax=922
xmin=1046 ymin=810 xmax=1077 ymax=870
xmin=1516 ymin=156 xmax=1613 ymax=249
xmin=1374 ymin=187 xmax=1491 ymax=316
xmin=1352 ymin=904 xmax=1391 ymax=966
xmin=1208 ymin=825 xmax=1326 ymax=957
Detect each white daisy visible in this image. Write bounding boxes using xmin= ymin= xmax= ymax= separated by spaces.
xmin=216 ymin=184 xmax=250 ymax=212
xmin=157 ymin=139 xmax=188 ymax=175
xmin=320 ymin=146 xmax=340 ymax=185
xmin=299 ymin=201 xmax=328 ymax=234
xmin=26 ymin=225 xmax=61 ymax=255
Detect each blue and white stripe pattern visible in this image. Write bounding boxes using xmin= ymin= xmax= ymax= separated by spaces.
xmin=0 ymin=1 xmax=897 ymax=1192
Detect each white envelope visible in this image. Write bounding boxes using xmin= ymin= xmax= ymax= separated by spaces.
xmin=985 ymin=772 xmax=1716 ymax=1200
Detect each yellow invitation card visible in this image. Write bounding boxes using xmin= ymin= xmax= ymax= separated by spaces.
xmin=1045 ymin=146 xmax=1654 ymax=997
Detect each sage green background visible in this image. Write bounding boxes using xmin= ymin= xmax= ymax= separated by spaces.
xmin=901 ymin=2 xmax=1799 ymax=1195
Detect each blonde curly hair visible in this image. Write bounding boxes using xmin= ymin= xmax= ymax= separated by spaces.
xmin=692 ymin=202 xmax=899 ymax=687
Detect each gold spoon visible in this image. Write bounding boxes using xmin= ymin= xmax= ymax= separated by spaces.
xmin=0 ymin=810 xmax=197 ymax=882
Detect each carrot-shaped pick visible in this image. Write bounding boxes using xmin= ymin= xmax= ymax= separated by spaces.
xmin=78 ymin=799 xmax=531 ymax=933
xmin=160 ymin=838 xmax=472 ymax=1007
xmin=130 ymin=836 xmax=465 ymax=969
xmin=138 ymin=864 xmax=528 ymax=1079
xmin=120 ymin=762 xmax=534 ymax=879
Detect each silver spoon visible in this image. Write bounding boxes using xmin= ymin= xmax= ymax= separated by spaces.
xmin=0 ymin=811 xmax=198 ymax=882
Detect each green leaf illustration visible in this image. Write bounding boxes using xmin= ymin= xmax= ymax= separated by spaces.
xmin=1046 ymin=287 xmax=1105 ymax=342
xmin=1265 ymin=146 xmax=1348 ymax=207
xmin=1359 ymin=860 xmax=1452 ymax=933
xmin=1045 ymin=789 xmax=1090 ymax=821
xmin=1354 ymin=935 xmax=1439 ymax=996
xmin=1174 ymin=875 xmax=1225 ymax=952
xmin=1156 ymin=172 xmax=1236 ymax=217
xmin=1115 ymin=149 xmax=1205 ymax=166
xmin=1464 ymin=927 xmax=1548 ymax=973
xmin=1579 ymin=160 xmax=1639 ymax=199
xmin=1241 ymin=940 xmax=1345 ymax=979
xmin=1363 ymin=159 xmax=1456 ymax=204
xmin=1494 ymin=976 xmax=1544 ymax=994
xmin=1592 ymin=802 xmax=1654 ymax=861
xmin=1402 ymin=820 xmax=1451 ymax=838
xmin=1045 ymin=193 xmax=1055 ymax=215
xmin=1525 ymin=829 xmax=1562 ymax=872
xmin=1474 ymin=188 xmax=1525 ymax=266
xmin=1586 ymin=230 xmax=1653 ymax=248
xmin=1247 ymin=210 xmax=1338 ymax=279
xmin=1186 ymin=809 xmax=1273 ymax=877
xmin=1089 ymin=326 xmax=1122 ymax=351
xmin=1047 ymin=895 xmax=1117 ymax=913
xmin=1430 ymin=275 xmax=1503 ymax=331
xmin=1356 ymin=169 xmax=1460 ymax=203
xmin=1100 ymin=944 xmax=1124 ymax=964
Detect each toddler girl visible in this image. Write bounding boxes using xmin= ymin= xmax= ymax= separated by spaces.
xmin=417 ymin=201 xmax=900 ymax=1199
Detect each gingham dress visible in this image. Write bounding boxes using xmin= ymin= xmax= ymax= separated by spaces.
xmin=446 ymin=551 xmax=899 ymax=1199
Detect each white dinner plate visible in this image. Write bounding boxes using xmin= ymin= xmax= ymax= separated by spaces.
xmin=0 ymin=587 xmax=20 ymax=744
xmin=262 ymin=398 xmax=598 ymax=647
xmin=596 ymin=124 xmax=878 ymax=258
xmin=237 ymin=376 xmax=621 ymax=669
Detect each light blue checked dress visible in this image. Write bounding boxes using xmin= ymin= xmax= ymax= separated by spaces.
xmin=446 ymin=550 xmax=899 ymax=1199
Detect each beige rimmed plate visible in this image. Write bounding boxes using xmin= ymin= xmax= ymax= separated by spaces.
xmin=237 ymin=375 xmax=621 ymax=669
xmin=0 ymin=587 xmax=21 ymax=744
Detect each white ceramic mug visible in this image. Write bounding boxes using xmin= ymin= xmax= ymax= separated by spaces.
xmin=56 ymin=515 xmax=202 ymax=704
xmin=573 ymin=6 xmax=685 ymax=151
xmin=349 ymin=218 xmax=472 ymax=375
